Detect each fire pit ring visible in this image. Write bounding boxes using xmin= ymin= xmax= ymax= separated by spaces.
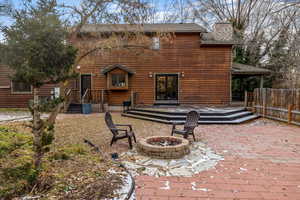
xmin=137 ymin=136 xmax=190 ymax=159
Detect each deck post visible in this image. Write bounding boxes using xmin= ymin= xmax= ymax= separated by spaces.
xmin=131 ymin=90 xmax=135 ymax=108
xmin=100 ymin=89 xmax=104 ymax=112
xmin=260 ymin=75 xmax=264 ymax=88
xmin=288 ymin=104 xmax=293 ymax=124
xmin=262 ymin=88 xmax=267 ymax=118
xmin=244 ymin=91 xmax=248 ymax=108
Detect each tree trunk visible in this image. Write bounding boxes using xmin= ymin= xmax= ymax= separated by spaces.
xmin=32 ymin=87 xmax=43 ymax=171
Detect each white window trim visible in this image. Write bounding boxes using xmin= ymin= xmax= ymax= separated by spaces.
xmin=152 ymin=37 xmax=160 ymax=50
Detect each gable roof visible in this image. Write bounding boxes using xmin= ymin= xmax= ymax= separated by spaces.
xmin=232 ymin=63 xmax=271 ymax=75
xmin=80 ymin=23 xmax=206 ymax=33
xmin=101 ymin=64 xmax=135 ymax=75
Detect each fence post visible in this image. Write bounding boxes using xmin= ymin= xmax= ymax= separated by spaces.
xmin=244 ymin=91 xmax=248 ymax=108
xmin=131 ymin=90 xmax=135 ymax=108
xmin=252 ymin=89 xmax=256 ymax=113
xmin=100 ymin=89 xmax=104 ymax=113
xmin=288 ymin=104 xmax=293 ymax=124
xmin=262 ymin=88 xmax=267 ymax=118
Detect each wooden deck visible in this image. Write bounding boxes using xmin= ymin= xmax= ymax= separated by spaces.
xmin=122 ymin=105 xmax=259 ymax=124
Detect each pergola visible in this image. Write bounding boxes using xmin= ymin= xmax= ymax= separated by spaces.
xmin=231 ymin=63 xmax=271 ymax=101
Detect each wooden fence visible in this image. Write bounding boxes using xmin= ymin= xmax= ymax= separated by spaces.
xmin=252 ymin=88 xmax=300 ymax=125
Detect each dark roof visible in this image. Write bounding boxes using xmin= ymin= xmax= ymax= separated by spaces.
xmin=232 ymin=63 xmax=271 ymax=75
xmin=101 ymin=64 xmax=135 ymax=74
xmin=80 ymin=23 xmax=206 ymax=33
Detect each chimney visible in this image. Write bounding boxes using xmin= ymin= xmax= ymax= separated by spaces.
xmin=213 ymin=22 xmax=233 ymax=41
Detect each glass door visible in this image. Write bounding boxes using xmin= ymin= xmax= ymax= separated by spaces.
xmin=156 ymin=74 xmax=178 ymax=101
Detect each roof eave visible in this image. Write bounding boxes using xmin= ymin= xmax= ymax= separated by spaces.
xmin=101 ymin=64 xmax=135 ymax=75
xmin=231 ymin=71 xmax=271 ymax=75
xmin=200 ymin=41 xmax=237 ymax=46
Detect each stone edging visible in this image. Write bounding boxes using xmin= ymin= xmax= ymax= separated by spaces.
xmin=137 ymin=136 xmax=190 ymax=159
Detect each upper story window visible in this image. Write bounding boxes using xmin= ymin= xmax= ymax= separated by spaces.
xmin=11 ymin=81 xmax=32 ymax=94
xmin=152 ymin=37 xmax=160 ymax=50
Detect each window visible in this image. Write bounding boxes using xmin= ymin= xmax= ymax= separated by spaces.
xmin=152 ymin=37 xmax=160 ymax=50
xmin=11 ymin=81 xmax=32 ymax=93
xmin=108 ymin=73 xmax=128 ymax=90
xmin=112 ymin=74 xmax=126 ymax=87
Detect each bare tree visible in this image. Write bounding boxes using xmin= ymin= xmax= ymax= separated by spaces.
xmin=141 ymin=0 xmax=194 ymax=23
xmin=192 ymin=0 xmax=300 ymax=87
xmin=0 ymin=0 xmax=174 ymax=188
xmin=59 ymin=0 xmax=175 ymax=68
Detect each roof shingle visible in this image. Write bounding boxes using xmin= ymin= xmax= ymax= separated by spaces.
xmin=80 ymin=23 xmax=206 ymax=33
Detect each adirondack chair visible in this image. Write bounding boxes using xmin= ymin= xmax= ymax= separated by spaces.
xmin=105 ymin=112 xmax=137 ymax=149
xmin=171 ymin=111 xmax=199 ymax=141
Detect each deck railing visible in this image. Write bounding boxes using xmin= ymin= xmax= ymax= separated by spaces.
xmin=63 ymin=88 xmax=80 ymax=112
xmin=82 ymin=89 xmax=108 ymax=104
xmin=244 ymin=91 xmax=254 ymax=107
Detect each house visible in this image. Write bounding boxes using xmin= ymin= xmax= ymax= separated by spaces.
xmin=68 ymin=23 xmax=235 ymax=111
xmin=0 ymin=65 xmax=57 ymax=108
xmin=0 ymin=23 xmax=269 ymax=110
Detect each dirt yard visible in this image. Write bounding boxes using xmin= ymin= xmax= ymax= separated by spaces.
xmin=4 ymin=112 xmax=300 ymax=199
xmin=53 ymin=113 xmax=176 ymax=153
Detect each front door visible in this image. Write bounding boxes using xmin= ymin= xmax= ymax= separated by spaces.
xmin=81 ymin=74 xmax=91 ymax=97
xmin=155 ymin=74 xmax=178 ymax=101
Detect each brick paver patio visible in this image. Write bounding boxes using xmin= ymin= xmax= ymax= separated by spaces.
xmin=135 ymin=119 xmax=300 ymax=200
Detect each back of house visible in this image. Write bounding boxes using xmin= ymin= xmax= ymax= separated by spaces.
xmin=0 ymin=22 xmax=235 ymax=109
xmin=69 ymin=22 xmax=235 ymax=109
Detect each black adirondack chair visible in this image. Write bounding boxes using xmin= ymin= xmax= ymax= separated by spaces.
xmin=105 ymin=112 xmax=136 ymax=149
xmin=171 ymin=111 xmax=199 ymax=141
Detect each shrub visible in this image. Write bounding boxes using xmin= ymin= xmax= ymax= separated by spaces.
xmin=0 ymin=126 xmax=35 ymax=199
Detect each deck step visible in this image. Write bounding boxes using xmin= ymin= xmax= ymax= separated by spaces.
xmin=121 ymin=113 xmax=259 ymax=124
xmin=126 ymin=110 xmax=252 ymax=121
xmin=121 ymin=107 xmax=259 ymax=124
xmin=132 ymin=107 xmax=247 ymax=116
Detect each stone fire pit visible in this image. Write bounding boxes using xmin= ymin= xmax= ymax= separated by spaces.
xmin=137 ymin=136 xmax=190 ymax=159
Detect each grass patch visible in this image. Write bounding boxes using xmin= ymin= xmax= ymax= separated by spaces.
xmin=0 ymin=126 xmax=35 ymax=199
xmin=48 ymin=144 xmax=87 ymax=161
xmin=0 ymin=125 xmax=123 ymax=200
xmin=0 ymin=108 xmax=29 ymax=112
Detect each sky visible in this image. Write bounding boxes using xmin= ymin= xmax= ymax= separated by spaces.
xmin=0 ymin=0 xmax=80 ymax=28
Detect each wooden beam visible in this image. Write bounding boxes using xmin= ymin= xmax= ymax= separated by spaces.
xmin=244 ymin=91 xmax=248 ymax=108
xmin=260 ymin=76 xmax=264 ymax=88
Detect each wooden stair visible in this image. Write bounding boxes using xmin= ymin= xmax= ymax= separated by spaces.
xmin=122 ymin=107 xmax=259 ymax=124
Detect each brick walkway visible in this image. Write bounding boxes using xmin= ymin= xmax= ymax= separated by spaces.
xmin=135 ymin=119 xmax=300 ymax=200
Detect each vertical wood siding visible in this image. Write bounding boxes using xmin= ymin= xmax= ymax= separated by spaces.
xmin=76 ymin=33 xmax=232 ymax=105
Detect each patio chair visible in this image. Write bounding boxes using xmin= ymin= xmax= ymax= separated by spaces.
xmin=171 ymin=111 xmax=199 ymax=141
xmin=105 ymin=112 xmax=137 ymax=149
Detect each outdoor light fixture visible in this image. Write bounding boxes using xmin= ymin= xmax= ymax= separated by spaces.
xmin=76 ymin=65 xmax=81 ymax=70
xmin=149 ymin=72 xmax=153 ymax=78
xmin=181 ymin=72 xmax=185 ymax=77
